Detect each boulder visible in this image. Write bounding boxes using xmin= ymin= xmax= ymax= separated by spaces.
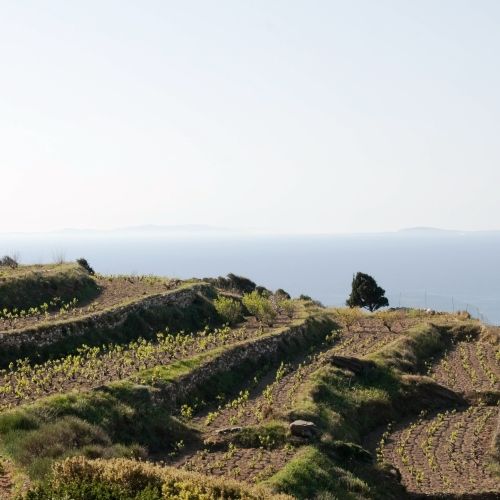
xmin=327 ymin=355 xmax=377 ymax=375
xmin=215 ymin=426 xmax=243 ymax=436
xmin=289 ymin=420 xmax=318 ymax=438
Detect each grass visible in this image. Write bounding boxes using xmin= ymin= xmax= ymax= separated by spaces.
xmin=264 ymin=320 xmax=482 ymax=499
xmin=0 ymin=263 xmax=100 ymax=311
xmin=0 ymin=284 xmax=220 ymax=367
xmin=24 ymin=456 xmax=292 ymax=500
xmin=368 ymin=321 xmax=481 ymax=373
xmin=0 ymin=312 xmax=334 ymax=482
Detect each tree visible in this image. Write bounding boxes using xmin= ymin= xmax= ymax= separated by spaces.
xmin=346 ymin=272 xmax=389 ymax=312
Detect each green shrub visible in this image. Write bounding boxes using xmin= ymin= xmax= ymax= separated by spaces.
xmin=23 ymin=456 xmax=291 ymax=499
xmin=214 ymin=296 xmax=243 ymax=325
xmin=77 ymin=257 xmax=95 ymax=275
xmin=278 ymin=299 xmax=296 ymax=319
xmin=242 ymin=291 xmax=277 ymax=326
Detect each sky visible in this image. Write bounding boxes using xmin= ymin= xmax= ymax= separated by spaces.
xmin=1 ymin=1 xmax=499 ymax=234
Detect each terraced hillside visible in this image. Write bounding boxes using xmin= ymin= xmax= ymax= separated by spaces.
xmin=0 ymin=263 xmax=498 ymax=499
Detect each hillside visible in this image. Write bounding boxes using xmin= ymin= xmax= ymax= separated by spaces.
xmin=0 ymin=262 xmax=498 ymax=499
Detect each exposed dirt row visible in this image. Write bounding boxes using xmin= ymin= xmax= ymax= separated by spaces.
xmin=0 ymin=275 xmax=178 ymax=332
xmin=379 ymin=406 xmax=499 ymax=496
xmin=168 ymin=323 xmax=402 ymax=483
xmin=0 ymin=315 xmax=293 ymax=411
xmin=430 ymin=340 xmax=500 ymax=393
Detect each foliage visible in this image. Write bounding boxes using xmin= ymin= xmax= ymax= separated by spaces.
xmin=0 ymin=263 xmax=99 ymax=311
xmin=277 ymin=299 xmax=296 ymax=319
xmin=242 ymin=291 xmax=277 ymax=326
xmin=214 ymin=296 xmax=243 ymax=325
xmin=331 ymin=307 xmax=363 ymax=331
xmin=346 ymin=272 xmax=389 ymax=312
xmin=77 ymin=258 xmax=95 ymax=275
xmin=275 ymin=289 xmax=291 ymax=300
xmin=23 ymin=456 xmax=291 ymax=499
xmin=0 ymin=255 xmax=19 ymax=268
xmin=205 ymin=274 xmax=256 ymax=295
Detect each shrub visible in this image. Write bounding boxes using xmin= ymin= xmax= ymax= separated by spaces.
xmin=77 ymin=258 xmax=95 ymax=275
xmin=255 ymin=286 xmax=272 ymax=297
xmin=23 ymin=456 xmax=291 ymax=499
xmin=214 ymin=296 xmax=243 ymax=325
xmin=332 ymin=307 xmax=363 ymax=331
xmin=242 ymin=291 xmax=277 ymax=326
xmin=275 ymin=289 xmax=291 ymax=300
xmin=278 ymin=299 xmax=296 ymax=319
xmin=204 ymin=274 xmax=256 ymax=295
xmin=0 ymin=255 xmax=18 ymax=268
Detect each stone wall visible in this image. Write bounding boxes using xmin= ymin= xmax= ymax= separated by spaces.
xmin=0 ymin=283 xmax=211 ymax=355
xmin=153 ymin=314 xmax=333 ymax=407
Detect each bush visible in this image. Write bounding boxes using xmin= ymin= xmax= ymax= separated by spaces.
xmin=332 ymin=307 xmax=363 ymax=331
xmin=0 ymin=255 xmax=18 ymax=268
xmin=23 ymin=456 xmax=291 ymax=499
xmin=242 ymin=291 xmax=277 ymax=326
xmin=77 ymin=258 xmax=95 ymax=275
xmin=204 ymin=274 xmax=256 ymax=295
xmin=278 ymin=299 xmax=296 ymax=319
xmin=275 ymin=289 xmax=291 ymax=300
xmin=214 ymin=296 xmax=243 ymax=325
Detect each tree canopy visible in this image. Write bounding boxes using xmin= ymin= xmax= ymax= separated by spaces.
xmin=346 ymin=272 xmax=389 ymax=312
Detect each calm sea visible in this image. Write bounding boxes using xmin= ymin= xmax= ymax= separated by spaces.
xmin=1 ymin=231 xmax=499 ymax=324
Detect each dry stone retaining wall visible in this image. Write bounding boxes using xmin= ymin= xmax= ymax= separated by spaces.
xmin=0 ymin=284 xmax=211 ymax=355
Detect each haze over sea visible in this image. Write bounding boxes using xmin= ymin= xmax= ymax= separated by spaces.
xmin=1 ymin=228 xmax=499 ymax=325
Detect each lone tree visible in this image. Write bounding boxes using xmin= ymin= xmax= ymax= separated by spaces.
xmin=346 ymin=272 xmax=389 ymax=312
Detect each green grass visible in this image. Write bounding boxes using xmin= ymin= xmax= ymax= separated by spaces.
xmin=0 ymin=263 xmax=100 ymax=311
xmin=0 ymin=285 xmax=220 ymax=367
xmin=265 ymin=320 xmax=479 ymax=499
xmin=0 ymin=312 xmax=334 ymax=482
xmin=266 ymin=447 xmax=372 ymax=500
xmin=368 ymin=321 xmax=480 ymax=373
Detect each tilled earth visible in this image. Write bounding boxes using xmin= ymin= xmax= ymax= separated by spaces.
xmin=168 ymin=323 xmax=403 ymax=484
xmin=0 ymin=275 xmax=179 ymax=332
xmin=379 ymin=406 xmax=499 ymax=496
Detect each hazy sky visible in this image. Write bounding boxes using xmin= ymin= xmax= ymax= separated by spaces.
xmin=1 ymin=1 xmax=499 ymax=234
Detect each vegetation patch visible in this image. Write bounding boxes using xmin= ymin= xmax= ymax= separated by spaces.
xmin=0 ymin=263 xmax=99 ymax=311
xmin=24 ymin=456 xmax=292 ymax=499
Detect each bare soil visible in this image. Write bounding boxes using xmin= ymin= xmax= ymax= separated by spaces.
xmin=378 ymin=407 xmax=499 ymax=496
xmin=0 ymin=275 xmax=179 ymax=332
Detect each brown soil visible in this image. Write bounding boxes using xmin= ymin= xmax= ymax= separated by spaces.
xmin=366 ymin=325 xmax=500 ymax=498
xmin=430 ymin=340 xmax=500 ymax=393
xmin=0 ymin=275 xmax=179 ymax=333
xmin=180 ymin=446 xmax=296 ymax=483
xmin=165 ymin=321 xmax=402 ymax=483
xmin=0 ymin=315 xmax=294 ymax=411
xmin=377 ymin=406 xmax=499 ymax=496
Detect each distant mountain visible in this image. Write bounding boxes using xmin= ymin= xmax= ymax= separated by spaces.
xmin=397 ymin=227 xmax=458 ymax=234
xmin=56 ymin=225 xmax=232 ymax=235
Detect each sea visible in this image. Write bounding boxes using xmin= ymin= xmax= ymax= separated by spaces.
xmin=1 ymin=229 xmax=499 ymax=325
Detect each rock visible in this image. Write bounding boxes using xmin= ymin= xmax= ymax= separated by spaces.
xmin=289 ymin=420 xmax=318 ymax=438
xmin=215 ymin=426 xmax=243 ymax=435
xmin=327 ymin=355 xmax=377 ymax=375
xmin=385 ymin=464 xmax=402 ymax=482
